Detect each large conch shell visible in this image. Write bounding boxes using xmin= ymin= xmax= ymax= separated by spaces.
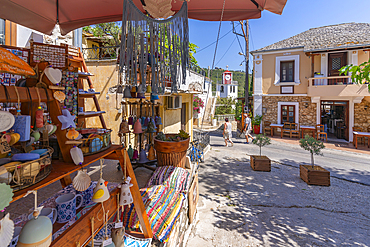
xmin=53 ymin=91 xmax=65 ymax=103
xmin=66 ymin=128 xmax=79 ymax=140
xmin=0 ymin=213 xmax=15 ymax=247
xmin=73 ymin=169 xmax=91 ymax=192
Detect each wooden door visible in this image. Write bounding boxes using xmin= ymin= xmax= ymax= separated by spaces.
xmin=328 ymin=52 xmax=347 ymax=85
xmin=181 ymin=103 xmax=186 ymax=130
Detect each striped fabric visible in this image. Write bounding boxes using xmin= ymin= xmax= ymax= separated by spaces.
xmin=123 ymin=166 xmax=191 ymax=242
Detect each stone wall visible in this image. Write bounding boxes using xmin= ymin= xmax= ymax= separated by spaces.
xmin=354 ymin=96 xmax=370 ymax=131
xmin=261 ymin=96 xmax=316 ymax=126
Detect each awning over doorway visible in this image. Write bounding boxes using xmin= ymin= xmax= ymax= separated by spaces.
xmin=0 ymin=0 xmax=287 ymax=35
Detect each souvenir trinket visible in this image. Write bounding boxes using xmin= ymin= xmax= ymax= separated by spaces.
xmin=73 ymin=169 xmax=91 ymax=192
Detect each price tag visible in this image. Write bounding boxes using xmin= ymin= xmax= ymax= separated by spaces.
xmin=103 ymin=238 xmax=113 ymax=246
xmin=0 ymin=141 xmax=11 ymax=154
xmin=115 ymin=221 xmax=123 ymax=228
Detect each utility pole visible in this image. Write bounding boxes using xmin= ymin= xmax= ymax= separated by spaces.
xmin=239 ymin=20 xmax=249 ymax=113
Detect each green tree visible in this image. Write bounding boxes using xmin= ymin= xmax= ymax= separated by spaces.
xmin=252 ymin=134 xmax=271 ymax=156
xmin=340 ymin=60 xmax=370 ymax=91
xmin=215 ymin=97 xmax=235 ymax=115
xmin=299 ymin=135 xmax=325 ymax=168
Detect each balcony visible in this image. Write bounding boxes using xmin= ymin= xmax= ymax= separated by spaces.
xmin=308 ymin=76 xmax=370 ymax=97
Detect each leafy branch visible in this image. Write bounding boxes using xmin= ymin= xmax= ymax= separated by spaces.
xmin=339 ymin=60 xmax=370 ymax=91
xmin=252 ymin=134 xmax=271 ymax=156
xmin=299 ymin=135 xmax=325 ymax=168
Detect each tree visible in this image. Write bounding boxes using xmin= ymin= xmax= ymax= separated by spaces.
xmin=252 ymin=134 xmax=271 ymax=156
xmin=299 ymin=135 xmax=325 ymax=168
xmin=215 ymin=97 xmax=235 ymax=115
xmin=189 ymin=43 xmax=199 ymax=66
xmin=340 ymin=60 xmax=370 ymax=91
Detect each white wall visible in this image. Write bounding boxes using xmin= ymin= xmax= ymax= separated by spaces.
xmin=216 ymin=84 xmax=238 ymax=99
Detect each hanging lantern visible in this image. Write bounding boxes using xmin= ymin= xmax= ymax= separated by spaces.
xmin=119 ymin=176 xmax=133 ymax=206
xmin=127 ymin=145 xmax=134 ymax=160
xmin=123 ymin=86 xmax=131 ymax=98
xmin=133 ymin=119 xmax=143 ymax=134
xmin=155 ymin=116 xmax=163 ymax=125
xmin=151 ymin=94 xmax=159 ymax=100
xmin=132 ymin=149 xmax=139 ymax=160
xmin=148 ymin=146 xmax=156 ymax=160
xmin=137 ymin=149 xmax=150 ymax=164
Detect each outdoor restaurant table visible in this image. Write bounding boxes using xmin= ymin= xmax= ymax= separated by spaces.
xmin=353 ymin=131 xmax=370 ymax=149
xmin=270 ymin=124 xmax=284 ymax=138
xmin=300 ymin=125 xmax=316 ymax=139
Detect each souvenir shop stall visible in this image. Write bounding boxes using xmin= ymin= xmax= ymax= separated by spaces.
xmin=0 ymin=1 xmax=199 ymax=246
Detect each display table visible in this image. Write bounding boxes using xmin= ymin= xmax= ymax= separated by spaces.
xmin=353 ymin=132 xmax=370 ymax=149
xmin=300 ymin=125 xmax=316 ymax=139
xmin=270 ymin=124 xmax=284 ymax=138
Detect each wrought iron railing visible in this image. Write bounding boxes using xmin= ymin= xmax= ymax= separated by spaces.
xmin=193 ymin=129 xmax=210 ymax=152
xmin=214 ymin=114 xmax=235 ymax=122
xmin=82 ymin=46 xmax=119 ymax=61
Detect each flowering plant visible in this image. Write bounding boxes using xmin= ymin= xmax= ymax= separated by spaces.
xmin=193 ymin=96 xmax=204 ymax=113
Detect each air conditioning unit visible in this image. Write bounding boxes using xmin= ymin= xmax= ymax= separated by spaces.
xmin=167 ymin=95 xmax=182 ymax=109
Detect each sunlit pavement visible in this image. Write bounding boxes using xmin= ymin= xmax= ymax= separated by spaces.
xmin=186 ymin=130 xmax=370 ymax=247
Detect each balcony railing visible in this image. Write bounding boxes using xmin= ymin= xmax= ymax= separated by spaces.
xmin=309 ymin=75 xmax=351 ymax=86
xmin=82 ymin=46 xmax=119 ymax=61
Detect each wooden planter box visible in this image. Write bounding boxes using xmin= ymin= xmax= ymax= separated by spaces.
xmin=250 ymin=155 xmax=271 ymax=172
xmin=300 ymin=165 xmax=330 ymax=186
xmin=154 ymin=134 xmax=190 ymax=168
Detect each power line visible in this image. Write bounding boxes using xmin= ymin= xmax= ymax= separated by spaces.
xmin=248 ymin=22 xmax=255 ymax=51
xmin=197 ymin=29 xmax=232 ymax=53
xmin=215 ymin=36 xmax=237 ymax=66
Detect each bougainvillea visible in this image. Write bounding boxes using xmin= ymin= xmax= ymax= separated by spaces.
xmin=193 ymin=96 xmax=205 ymax=113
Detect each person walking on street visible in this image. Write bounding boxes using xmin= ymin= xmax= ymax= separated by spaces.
xmin=243 ymin=113 xmax=254 ymax=144
xmin=223 ymin=118 xmax=233 ymax=147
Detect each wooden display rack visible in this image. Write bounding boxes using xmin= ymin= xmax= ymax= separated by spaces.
xmin=0 ymin=43 xmax=153 ymax=246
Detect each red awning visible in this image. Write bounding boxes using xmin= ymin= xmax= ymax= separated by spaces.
xmin=0 ymin=0 xmax=287 ymax=35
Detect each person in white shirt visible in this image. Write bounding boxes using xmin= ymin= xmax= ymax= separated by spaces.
xmin=243 ymin=113 xmax=254 ymax=144
xmin=223 ymin=118 xmax=233 ymax=147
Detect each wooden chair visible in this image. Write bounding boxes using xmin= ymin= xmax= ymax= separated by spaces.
xmin=316 ymin=124 xmax=327 ymax=142
xmin=353 ymin=126 xmax=364 ymax=144
xmin=282 ymin=122 xmax=291 ymax=138
xmin=336 ymin=121 xmax=345 ymax=139
xmin=264 ymin=121 xmax=272 ymax=136
xmin=290 ymin=123 xmax=300 ymax=139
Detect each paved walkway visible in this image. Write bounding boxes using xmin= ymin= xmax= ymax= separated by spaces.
xmin=186 ymin=131 xmax=370 ymax=247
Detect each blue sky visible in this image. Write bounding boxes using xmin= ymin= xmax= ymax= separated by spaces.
xmin=189 ymin=0 xmax=370 ymax=72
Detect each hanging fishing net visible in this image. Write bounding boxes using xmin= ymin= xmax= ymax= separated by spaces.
xmin=119 ymin=0 xmax=189 ymax=94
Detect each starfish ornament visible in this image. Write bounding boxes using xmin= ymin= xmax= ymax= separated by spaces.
xmin=57 ymin=109 xmax=76 ymax=130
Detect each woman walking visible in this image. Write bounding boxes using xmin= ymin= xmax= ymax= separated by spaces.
xmin=243 ymin=113 xmax=254 ymax=144
xmin=223 ymin=118 xmax=233 ymax=147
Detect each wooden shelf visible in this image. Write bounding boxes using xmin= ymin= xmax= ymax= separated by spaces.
xmin=11 ymin=145 xmax=122 ymax=203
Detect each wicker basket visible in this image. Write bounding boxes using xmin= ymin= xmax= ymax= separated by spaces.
xmin=1 ymin=147 xmax=53 ymax=192
xmin=76 ymin=129 xmax=112 ymax=156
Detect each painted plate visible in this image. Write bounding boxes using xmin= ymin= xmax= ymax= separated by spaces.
xmin=0 ymin=111 xmax=15 ymax=133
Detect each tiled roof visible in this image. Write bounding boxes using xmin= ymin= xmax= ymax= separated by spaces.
xmin=252 ymin=23 xmax=370 ymax=53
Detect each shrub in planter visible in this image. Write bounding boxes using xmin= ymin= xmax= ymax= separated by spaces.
xmin=252 ymin=115 xmax=262 ymax=134
xmin=299 ymin=135 xmax=330 ymax=186
xmin=250 ymin=134 xmax=271 ymax=171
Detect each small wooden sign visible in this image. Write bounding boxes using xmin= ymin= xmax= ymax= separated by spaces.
xmin=188 ymin=173 xmax=199 ymax=223
xmin=49 ymin=85 xmax=65 ymax=90
xmin=0 ymin=141 xmax=11 ymax=154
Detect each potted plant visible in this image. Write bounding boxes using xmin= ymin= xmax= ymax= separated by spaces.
xmin=154 ymin=130 xmax=190 ymax=168
xmin=250 ymin=134 xmax=271 ymax=171
xmin=299 ymin=135 xmax=330 ymax=186
xmin=252 ymin=115 xmax=263 ymax=134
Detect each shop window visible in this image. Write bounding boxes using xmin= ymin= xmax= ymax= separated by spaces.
xmin=281 ymin=105 xmax=295 ymax=123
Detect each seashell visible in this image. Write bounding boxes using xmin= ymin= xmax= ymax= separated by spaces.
xmin=0 ymin=183 xmax=14 ymax=211
xmin=66 ymin=128 xmax=79 ymax=140
xmin=73 ymin=169 xmax=91 ymax=191
xmin=53 ymin=91 xmax=66 ymax=103
xmin=0 ymin=213 xmax=15 ymax=247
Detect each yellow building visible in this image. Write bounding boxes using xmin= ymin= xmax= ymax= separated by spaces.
xmin=251 ymin=23 xmax=370 ymax=142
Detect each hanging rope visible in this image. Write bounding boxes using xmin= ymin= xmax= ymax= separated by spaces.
xmin=201 ymin=0 xmax=226 ymax=129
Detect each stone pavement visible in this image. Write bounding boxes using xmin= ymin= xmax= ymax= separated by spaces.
xmin=186 ymin=131 xmax=370 ymax=247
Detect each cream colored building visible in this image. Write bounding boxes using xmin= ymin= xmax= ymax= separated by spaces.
xmin=251 ymin=23 xmax=370 ymax=142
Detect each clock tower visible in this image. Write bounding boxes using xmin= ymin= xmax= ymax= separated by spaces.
xmin=222 ymin=65 xmax=232 ymax=84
